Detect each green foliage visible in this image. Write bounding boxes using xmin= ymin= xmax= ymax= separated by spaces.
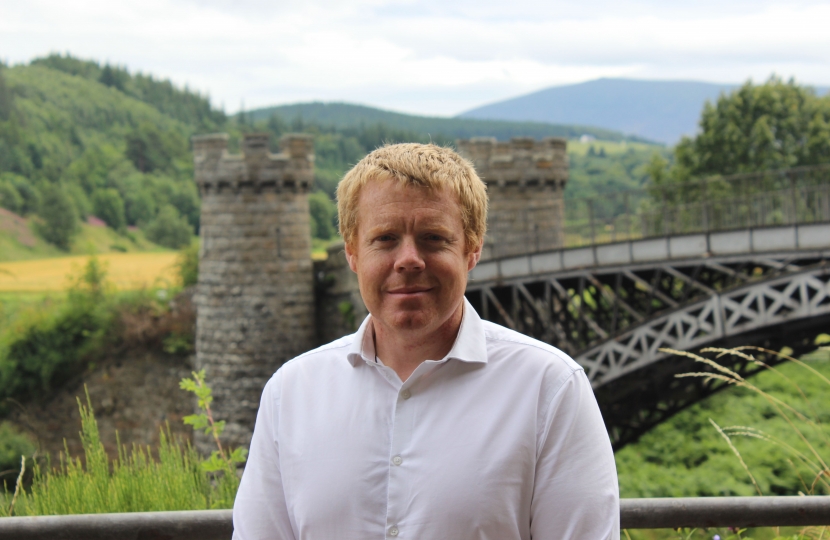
xmin=249 ymin=101 xmax=648 ymax=143
xmin=31 ymin=53 xmax=226 ymax=131
xmin=0 ymin=258 xmax=112 ymax=412
xmin=0 ymin=56 xmax=208 ymax=255
xmin=0 ymin=422 xmax=35 ymax=482
xmin=0 ymin=391 xmax=235 ymax=516
xmin=309 ymin=190 xmax=337 ymax=240
xmin=123 ymin=186 xmax=156 ymax=226
xmin=91 ymin=188 xmax=126 ymax=231
xmin=144 ymin=204 xmax=193 ymax=249
xmin=566 ymin=146 xmax=660 ymax=201
xmin=624 ymin=527 xmax=815 ymax=540
xmin=35 ymin=184 xmax=78 ymax=250
xmin=0 ymin=178 xmax=23 ymax=213
xmin=175 ymin=241 xmax=199 ymax=288
xmin=338 ymin=301 xmax=356 ymax=331
xmin=617 ymin=347 xmax=830 ymax=498
xmin=125 ymin=122 xmax=187 ymax=173
xmin=180 ymin=370 xmax=247 ymax=487
xmin=649 ymin=78 xmax=830 ymax=193
xmin=0 ymin=64 xmax=11 ymax=123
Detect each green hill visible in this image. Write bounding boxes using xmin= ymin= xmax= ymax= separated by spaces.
xmin=0 ymin=56 xmax=211 ymax=255
xmin=0 ymin=54 xmax=663 ymax=261
xmin=247 ymin=101 xmax=654 ymax=143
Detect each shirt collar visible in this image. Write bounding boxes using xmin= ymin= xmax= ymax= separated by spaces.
xmin=346 ymin=297 xmax=488 ymax=367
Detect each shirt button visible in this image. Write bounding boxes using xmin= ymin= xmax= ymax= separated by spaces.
xmin=389 ymin=526 xmax=399 ymax=537
xmin=401 ymin=389 xmax=411 ymax=400
xmin=392 ymin=455 xmax=403 ymax=466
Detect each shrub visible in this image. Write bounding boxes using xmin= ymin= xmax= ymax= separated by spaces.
xmin=0 ymin=423 xmax=35 ymax=483
xmin=175 ymin=241 xmax=199 ymax=288
xmin=144 ymin=204 xmax=193 ymax=249
xmin=91 ymin=188 xmax=126 ymax=231
xmin=309 ymin=190 xmax=336 ymax=240
xmin=0 ymin=258 xmax=112 ymax=412
xmin=1 ymin=374 xmax=245 ymax=516
xmin=35 ymin=185 xmax=78 ymax=250
xmin=0 ymin=180 xmax=23 ymax=214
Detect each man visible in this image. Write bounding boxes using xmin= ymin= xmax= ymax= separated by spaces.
xmin=233 ymin=143 xmax=619 ymax=539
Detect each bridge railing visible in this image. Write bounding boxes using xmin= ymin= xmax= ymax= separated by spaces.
xmin=1 ymin=497 xmax=828 ymax=538
xmin=487 ymin=164 xmax=830 ymax=259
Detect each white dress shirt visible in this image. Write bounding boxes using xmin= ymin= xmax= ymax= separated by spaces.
xmin=233 ymin=298 xmax=619 ymax=540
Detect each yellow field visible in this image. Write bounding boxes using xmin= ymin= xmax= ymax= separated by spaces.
xmin=0 ymin=253 xmax=179 ymax=292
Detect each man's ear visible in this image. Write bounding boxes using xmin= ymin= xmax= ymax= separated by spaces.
xmin=466 ymin=239 xmax=483 ymax=271
xmin=345 ymin=242 xmax=358 ymax=273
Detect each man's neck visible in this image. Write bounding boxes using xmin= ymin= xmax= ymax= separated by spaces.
xmin=373 ymin=303 xmax=464 ymax=383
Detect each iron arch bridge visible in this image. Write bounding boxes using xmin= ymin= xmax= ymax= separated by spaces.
xmin=465 ymin=223 xmax=830 ymax=450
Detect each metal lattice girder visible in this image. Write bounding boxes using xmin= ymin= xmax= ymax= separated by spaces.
xmin=581 ymin=265 xmax=830 ymax=384
xmin=466 ymin=247 xmax=830 ymax=449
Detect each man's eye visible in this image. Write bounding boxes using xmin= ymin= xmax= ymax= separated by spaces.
xmin=425 ymin=234 xmax=444 ymax=242
xmin=376 ymin=235 xmax=395 ymax=242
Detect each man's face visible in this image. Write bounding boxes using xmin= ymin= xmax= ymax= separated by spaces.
xmin=345 ymin=177 xmax=481 ymax=337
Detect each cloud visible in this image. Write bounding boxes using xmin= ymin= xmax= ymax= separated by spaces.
xmin=1 ymin=0 xmax=828 ymax=116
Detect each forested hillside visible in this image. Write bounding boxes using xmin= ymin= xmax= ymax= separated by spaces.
xmin=0 ymin=54 xmax=661 ymax=257
xmin=248 ymin=101 xmax=651 ymax=143
xmin=0 ymin=55 xmax=209 ymax=252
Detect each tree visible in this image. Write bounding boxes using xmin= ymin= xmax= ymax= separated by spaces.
xmin=308 ymin=190 xmax=336 ymax=240
xmin=98 ymin=64 xmax=127 ymax=92
xmin=92 ymin=188 xmax=126 ymax=230
xmin=37 ymin=185 xmax=79 ymax=250
xmin=125 ymin=122 xmax=186 ymax=173
xmin=670 ymin=77 xmax=830 ymax=179
xmin=124 ymin=187 xmax=156 ymax=226
xmin=144 ymin=204 xmax=193 ymax=249
xmin=0 ymin=173 xmax=41 ymax=215
xmin=0 ymin=63 xmax=11 ymax=122
xmin=0 ymin=179 xmax=23 ymax=214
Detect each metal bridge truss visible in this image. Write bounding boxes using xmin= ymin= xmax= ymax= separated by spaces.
xmin=465 ymin=251 xmax=830 ymax=450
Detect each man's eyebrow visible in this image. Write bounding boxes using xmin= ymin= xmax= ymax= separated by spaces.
xmin=363 ymin=222 xmax=457 ymax=236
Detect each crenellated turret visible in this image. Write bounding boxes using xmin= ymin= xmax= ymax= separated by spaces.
xmin=193 ymin=132 xmax=316 ymax=450
xmin=456 ymin=136 xmax=569 ymax=260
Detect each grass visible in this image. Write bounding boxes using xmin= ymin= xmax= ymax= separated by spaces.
xmin=0 ymin=220 xmax=167 ymax=263
xmin=620 ymin=343 xmax=830 ymax=540
xmin=0 ymin=253 xmax=180 ymax=292
xmin=0 ymin=380 xmax=241 ymax=516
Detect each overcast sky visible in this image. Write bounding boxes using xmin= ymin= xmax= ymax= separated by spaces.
xmin=2 ymin=0 xmax=829 ymax=116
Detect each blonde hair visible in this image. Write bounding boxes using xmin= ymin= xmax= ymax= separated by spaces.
xmin=336 ymin=143 xmax=488 ymax=252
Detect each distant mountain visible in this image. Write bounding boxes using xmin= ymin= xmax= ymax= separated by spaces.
xmin=248 ymin=102 xmax=653 ymax=143
xmin=459 ymin=78 xmax=830 ymax=145
xmin=458 ymin=78 xmax=734 ymax=145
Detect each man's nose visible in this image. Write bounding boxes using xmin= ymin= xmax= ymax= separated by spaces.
xmin=395 ymin=237 xmax=425 ymax=272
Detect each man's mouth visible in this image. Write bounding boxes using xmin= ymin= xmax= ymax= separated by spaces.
xmin=387 ymin=286 xmax=433 ymax=295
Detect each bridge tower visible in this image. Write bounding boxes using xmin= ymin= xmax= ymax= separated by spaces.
xmin=456 ymin=137 xmax=568 ymax=260
xmin=192 ymin=132 xmax=316 ymax=449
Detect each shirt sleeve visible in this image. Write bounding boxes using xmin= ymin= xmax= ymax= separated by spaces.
xmin=530 ymin=369 xmax=620 ymax=540
xmin=233 ymin=370 xmax=296 ymax=540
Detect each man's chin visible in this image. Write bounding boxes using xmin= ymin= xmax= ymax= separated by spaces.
xmin=385 ymin=310 xmax=434 ymax=332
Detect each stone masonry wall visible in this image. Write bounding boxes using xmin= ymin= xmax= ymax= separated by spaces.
xmin=456 ymin=136 xmax=568 ymax=260
xmin=193 ymin=132 xmax=316 ymax=450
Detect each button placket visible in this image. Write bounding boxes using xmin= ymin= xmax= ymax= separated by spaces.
xmin=386 ymin=381 xmax=416 ymax=540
